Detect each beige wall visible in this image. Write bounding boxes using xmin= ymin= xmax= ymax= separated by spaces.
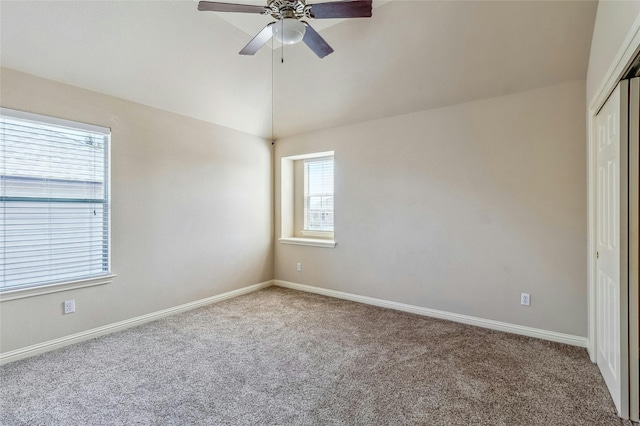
xmin=0 ymin=68 xmax=273 ymax=353
xmin=587 ymin=0 xmax=640 ymax=104
xmin=275 ymin=81 xmax=587 ymax=337
xmin=0 ymin=71 xmax=590 ymax=352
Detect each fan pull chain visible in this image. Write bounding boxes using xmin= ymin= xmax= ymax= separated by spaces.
xmin=271 ymin=35 xmax=274 ymax=145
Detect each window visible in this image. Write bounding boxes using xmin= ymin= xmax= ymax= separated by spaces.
xmin=0 ymin=108 xmax=111 ymax=294
xmin=303 ymin=157 xmax=334 ymax=235
xmin=279 ymin=151 xmax=336 ymax=248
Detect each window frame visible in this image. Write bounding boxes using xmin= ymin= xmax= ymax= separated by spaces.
xmin=301 ymin=156 xmax=334 ymax=238
xmin=0 ymin=108 xmax=116 ymax=301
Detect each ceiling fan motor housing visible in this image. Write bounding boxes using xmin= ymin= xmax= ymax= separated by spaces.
xmin=267 ymin=0 xmax=311 ymax=20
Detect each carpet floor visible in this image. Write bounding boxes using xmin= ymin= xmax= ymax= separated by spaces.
xmin=0 ymin=287 xmax=632 ymax=425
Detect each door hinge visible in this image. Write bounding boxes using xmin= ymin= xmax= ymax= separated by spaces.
xmin=596 ymin=251 xmax=599 ymax=259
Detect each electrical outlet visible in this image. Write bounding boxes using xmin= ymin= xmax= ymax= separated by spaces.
xmin=64 ymin=299 xmax=76 ymax=314
xmin=520 ymin=293 xmax=530 ymax=306
xmin=296 ymin=263 xmax=302 ymax=272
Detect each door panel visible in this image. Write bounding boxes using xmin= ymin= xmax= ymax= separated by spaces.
xmin=629 ymin=77 xmax=640 ymax=423
xmin=596 ymin=80 xmax=629 ymax=417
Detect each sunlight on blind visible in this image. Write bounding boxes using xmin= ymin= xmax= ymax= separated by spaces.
xmin=0 ymin=110 xmax=110 ymax=291
xmin=303 ymin=157 xmax=334 ymax=232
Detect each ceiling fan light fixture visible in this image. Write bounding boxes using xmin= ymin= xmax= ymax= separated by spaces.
xmin=273 ymin=18 xmax=306 ymax=45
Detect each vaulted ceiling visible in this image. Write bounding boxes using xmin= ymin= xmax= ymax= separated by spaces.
xmin=1 ymin=1 xmax=597 ymax=139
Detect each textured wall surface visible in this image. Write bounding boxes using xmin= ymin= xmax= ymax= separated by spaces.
xmin=275 ymin=81 xmax=587 ymax=336
xmin=0 ymin=68 xmax=273 ymax=353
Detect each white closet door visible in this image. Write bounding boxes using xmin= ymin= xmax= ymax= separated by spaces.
xmin=596 ymin=80 xmax=629 ymax=417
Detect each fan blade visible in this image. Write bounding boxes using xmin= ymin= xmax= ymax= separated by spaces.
xmin=302 ymin=22 xmax=334 ymax=58
xmin=309 ymin=0 xmax=372 ymax=19
xmin=240 ymin=22 xmax=276 ymax=55
xmin=198 ymin=1 xmax=267 ymax=14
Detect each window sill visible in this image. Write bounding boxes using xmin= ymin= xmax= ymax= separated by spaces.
xmin=279 ymin=237 xmax=337 ymax=248
xmin=300 ymin=230 xmax=334 ymax=239
xmin=0 ymin=274 xmax=117 ymax=302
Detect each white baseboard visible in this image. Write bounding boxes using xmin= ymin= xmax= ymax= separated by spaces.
xmin=273 ymin=280 xmax=588 ymax=348
xmin=0 ymin=280 xmax=273 ymax=365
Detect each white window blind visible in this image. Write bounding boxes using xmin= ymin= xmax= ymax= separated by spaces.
xmin=303 ymin=156 xmax=334 ymax=232
xmin=0 ymin=108 xmax=110 ymax=292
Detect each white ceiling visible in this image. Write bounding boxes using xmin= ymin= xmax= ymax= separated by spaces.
xmin=0 ymin=1 xmax=597 ymax=139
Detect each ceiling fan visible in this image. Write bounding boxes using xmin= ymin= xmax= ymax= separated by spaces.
xmin=198 ymin=0 xmax=373 ymax=58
